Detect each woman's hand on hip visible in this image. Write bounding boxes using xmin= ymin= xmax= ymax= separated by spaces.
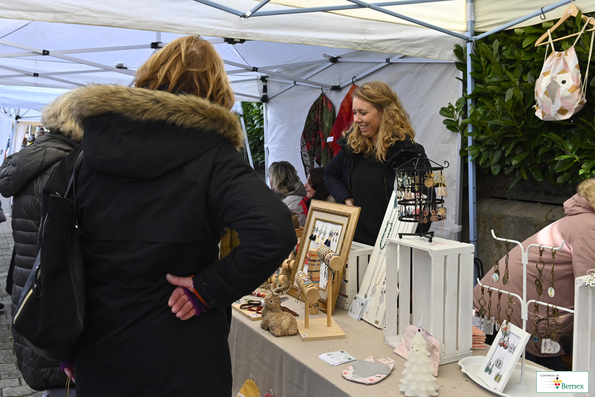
xmin=166 ymin=274 xmax=197 ymax=320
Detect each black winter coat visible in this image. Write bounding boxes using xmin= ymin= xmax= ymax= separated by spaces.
xmin=324 ymin=136 xmax=429 ymax=245
xmin=43 ymin=85 xmax=297 ymax=397
xmin=0 ymin=132 xmax=78 ymax=390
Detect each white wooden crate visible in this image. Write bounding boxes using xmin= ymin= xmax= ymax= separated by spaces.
xmin=385 ymin=236 xmax=475 ymax=365
xmin=572 ymin=276 xmax=594 ymax=397
xmin=336 ymin=241 xmax=373 ymax=310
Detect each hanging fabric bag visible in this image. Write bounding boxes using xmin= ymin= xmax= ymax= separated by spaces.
xmin=534 ymin=18 xmax=595 ymax=121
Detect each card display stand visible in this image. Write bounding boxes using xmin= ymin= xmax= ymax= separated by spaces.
xmin=385 ymin=235 xmax=475 ymax=365
xmin=360 ymin=191 xmax=417 ymax=328
xmin=336 ymin=241 xmax=373 ymax=310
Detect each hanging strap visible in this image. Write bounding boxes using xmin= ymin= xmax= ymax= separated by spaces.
xmin=64 ymin=150 xmax=85 ymax=235
xmin=578 ymin=18 xmax=595 ymax=101
xmin=64 ymin=150 xmax=84 ymax=199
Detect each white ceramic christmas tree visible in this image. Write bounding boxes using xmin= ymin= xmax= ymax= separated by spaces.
xmin=399 ymin=331 xmax=439 ymax=397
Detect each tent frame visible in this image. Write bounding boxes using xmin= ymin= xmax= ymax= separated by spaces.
xmin=191 ymin=0 xmax=577 ymax=253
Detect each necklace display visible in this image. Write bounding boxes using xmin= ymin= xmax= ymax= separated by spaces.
xmin=363 ymin=194 xmax=399 ymax=299
xmin=502 ymin=241 xmax=510 ymax=285
xmin=483 ymin=287 xmax=494 ymax=335
xmin=531 ymin=246 xmax=545 ymax=345
xmin=548 ymin=248 xmax=556 ymax=298
xmin=360 ymin=189 xmax=416 ymax=329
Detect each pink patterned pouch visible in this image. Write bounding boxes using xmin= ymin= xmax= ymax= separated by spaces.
xmin=393 ymin=325 xmax=440 ymax=376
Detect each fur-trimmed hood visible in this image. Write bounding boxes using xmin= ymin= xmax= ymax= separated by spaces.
xmin=44 ymin=85 xmax=244 ymax=180
xmin=565 ymin=178 xmax=595 ymax=216
xmin=49 ymin=84 xmax=243 ymax=148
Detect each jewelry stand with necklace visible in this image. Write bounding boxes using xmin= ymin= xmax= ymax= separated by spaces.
xmin=360 ymin=189 xmax=417 ymax=329
xmin=297 ymin=247 xmax=346 ymax=341
xmin=394 ymin=155 xmax=449 ymax=243
xmin=473 ymin=230 xmax=570 ymax=389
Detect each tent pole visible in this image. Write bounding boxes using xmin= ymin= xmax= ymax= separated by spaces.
xmin=466 ymin=0 xmax=477 ymax=254
xmin=263 ymin=78 xmax=269 ymax=184
xmin=263 ymin=101 xmax=269 ymax=183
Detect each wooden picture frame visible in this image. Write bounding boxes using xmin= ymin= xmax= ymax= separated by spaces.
xmin=477 ymin=321 xmax=530 ymax=393
xmin=288 ymin=200 xmax=360 ymax=310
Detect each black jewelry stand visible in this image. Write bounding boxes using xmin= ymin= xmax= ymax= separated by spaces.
xmin=394 ymin=155 xmax=449 ymax=243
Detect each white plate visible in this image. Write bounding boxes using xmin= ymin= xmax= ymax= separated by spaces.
xmin=458 ymin=356 xmax=573 ymax=397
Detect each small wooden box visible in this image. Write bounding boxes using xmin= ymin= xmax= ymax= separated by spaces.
xmin=385 ymin=236 xmax=475 ymax=365
xmin=573 ymin=275 xmax=594 ymax=394
xmin=336 ymin=241 xmax=373 ymax=310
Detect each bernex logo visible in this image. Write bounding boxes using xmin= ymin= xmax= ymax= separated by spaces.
xmin=536 ymin=372 xmax=589 ymax=393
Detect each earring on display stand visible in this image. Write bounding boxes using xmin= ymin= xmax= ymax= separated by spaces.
xmin=502 ymin=240 xmax=510 ymax=285
xmin=548 ymin=248 xmax=556 ymax=298
xmin=535 ymin=245 xmax=545 ymax=297
xmin=495 ymin=290 xmax=502 ymax=331
xmin=492 ymin=257 xmax=500 ymax=283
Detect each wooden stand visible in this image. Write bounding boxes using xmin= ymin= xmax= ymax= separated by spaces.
xmin=297 ymin=250 xmax=346 ymax=341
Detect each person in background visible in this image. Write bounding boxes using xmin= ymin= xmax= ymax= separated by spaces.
xmin=269 ymin=160 xmax=308 ymax=226
xmin=0 ymin=90 xmax=82 ymax=396
xmin=299 ymin=167 xmax=334 ymax=219
xmin=35 ymin=127 xmax=47 ymax=140
xmin=324 ymin=81 xmax=430 ymax=246
xmin=0 ymin=199 xmax=5 ymax=313
xmin=474 ymin=178 xmax=595 ymax=371
xmin=44 ymin=36 xmax=296 ymax=396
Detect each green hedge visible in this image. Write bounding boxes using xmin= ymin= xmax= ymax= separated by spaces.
xmin=440 ymin=14 xmax=595 ymax=189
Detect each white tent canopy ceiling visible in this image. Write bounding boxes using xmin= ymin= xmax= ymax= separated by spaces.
xmin=1 ymin=0 xmax=595 ymax=243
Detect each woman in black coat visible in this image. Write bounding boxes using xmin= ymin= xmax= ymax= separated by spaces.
xmin=324 ymin=81 xmax=429 ymax=246
xmin=50 ymin=36 xmax=296 ymax=396
xmin=0 ymin=93 xmax=82 ymax=394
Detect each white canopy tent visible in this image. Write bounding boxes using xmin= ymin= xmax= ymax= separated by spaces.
xmin=1 ymin=0 xmax=594 ymax=242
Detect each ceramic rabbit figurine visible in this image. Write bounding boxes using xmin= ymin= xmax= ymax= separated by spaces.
xmin=260 ymin=293 xmax=298 ymax=337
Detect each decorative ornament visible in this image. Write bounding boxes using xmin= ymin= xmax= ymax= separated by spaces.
xmin=236 ymin=379 xmax=260 ymax=397
xmin=399 ymin=331 xmax=439 ymax=397
xmin=492 ymin=257 xmax=500 ymax=283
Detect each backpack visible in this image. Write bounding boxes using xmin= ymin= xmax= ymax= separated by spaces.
xmin=534 ymin=18 xmax=595 ymax=121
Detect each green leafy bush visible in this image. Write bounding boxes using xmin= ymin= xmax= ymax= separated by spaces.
xmin=441 ymin=14 xmax=595 ymax=189
xmin=240 ymin=102 xmax=265 ymax=167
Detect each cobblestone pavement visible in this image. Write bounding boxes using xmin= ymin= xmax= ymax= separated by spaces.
xmin=0 ymin=196 xmax=44 ymax=397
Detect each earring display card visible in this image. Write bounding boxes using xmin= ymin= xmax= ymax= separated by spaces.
xmin=477 ymin=321 xmax=530 ymax=393
xmin=347 ymin=294 xmax=367 ymax=321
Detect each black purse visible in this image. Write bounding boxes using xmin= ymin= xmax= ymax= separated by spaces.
xmin=13 ymin=150 xmax=85 ymax=362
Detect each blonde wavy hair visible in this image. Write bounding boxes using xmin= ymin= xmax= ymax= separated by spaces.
xmin=134 ymin=36 xmax=234 ymax=110
xmin=346 ymin=81 xmax=415 ymax=162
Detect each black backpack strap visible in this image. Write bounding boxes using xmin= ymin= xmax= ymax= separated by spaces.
xmin=64 ymin=150 xmax=84 ymax=199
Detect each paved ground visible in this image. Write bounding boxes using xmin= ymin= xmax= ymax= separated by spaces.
xmin=0 ymin=196 xmax=44 ymax=397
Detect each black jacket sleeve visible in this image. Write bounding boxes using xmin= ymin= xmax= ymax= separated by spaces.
xmin=324 ymin=148 xmax=352 ymax=204
xmin=192 ymin=145 xmax=297 ymax=307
